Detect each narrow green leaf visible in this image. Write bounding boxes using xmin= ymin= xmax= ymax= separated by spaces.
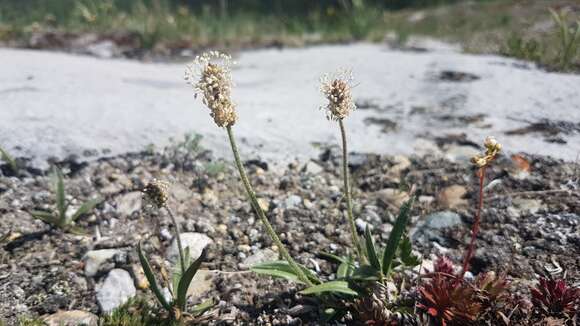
xmin=382 ymin=195 xmax=415 ymax=276
xmin=137 ymin=241 xmax=172 ymax=311
xmin=349 ymin=265 xmax=381 ymax=281
xmin=399 ymin=235 xmax=421 ymax=267
xmin=364 ymin=225 xmax=382 ymax=272
xmin=251 ymin=261 xmax=319 ymax=285
xmin=53 ymin=167 xmax=67 ymax=223
xmin=176 ymin=250 xmax=206 ymax=311
xmin=70 ymin=197 xmax=102 ymax=222
xmin=300 ymin=280 xmax=358 ymax=296
xmin=318 ymin=251 xmax=349 ymax=265
xmin=30 ymin=210 xmax=57 ymax=226
xmin=0 ymin=147 xmax=18 ymax=173
xmin=191 ymin=298 xmax=214 ymax=317
xmin=337 ymin=257 xmax=355 ymax=279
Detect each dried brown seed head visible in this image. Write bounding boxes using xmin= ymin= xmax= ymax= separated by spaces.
xmin=471 ymin=136 xmax=502 ymax=168
xmin=142 ymin=179 xmax=169 ymax=208
xmin=185 ymin=51 xmax=237 ymax=127
xmin=319 ymin=69 xmax=356 ymax=120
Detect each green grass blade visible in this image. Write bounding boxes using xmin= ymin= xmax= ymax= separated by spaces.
xmin=53 ymin=167 xmax=67 ymax=224
xmin=364 ymin=225 xmax=382 ymax=272
xmin=137 ymin=241 xmax=172 ymax=311
xmin=176 ymin=249 xmax=206 ymax=311
xmin=30 ymin=210 xmax=57 ymax=226
xmin=190 ymin=298 xmax=214 ymax=317
xmin=300 ymin=280 xmax=358 ymax=296
xmin=0 ymin=147 xmax=18 ymax=173
xmin=382 ymin=195 xmax=415 ymax=276
xmin=71 ymin=197 xmax=102 ymax=221
xmin=251 ymin=260 xmax=319 ymax=285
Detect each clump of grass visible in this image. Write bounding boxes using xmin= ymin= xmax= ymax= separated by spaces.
xmin=0 ymin=146 xmax=19 ymax=175
xmin=29 ymin=166 xmax=101 ymax=232
xmin=550 ymin=8 xmax=580 ymax=71
xmin=138 ymin=179 xmax=214 ymax=322
xmin=501 ymin=34 xmax=544 ymax=63
xmin=100 ymin=297 xmax=168 ymax=326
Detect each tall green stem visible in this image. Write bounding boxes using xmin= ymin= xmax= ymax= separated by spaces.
xmin=338 ymin=119 xmax=364 ymax=261
xmin=226 ymin=126 xmax=313 ymax=286
xmin=165 ymin=206 xmax=186 ymax=275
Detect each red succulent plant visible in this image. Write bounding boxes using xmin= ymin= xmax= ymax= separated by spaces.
xmin=417 ymin=274 xmax=481 ymax=325
xmin=531 ymin=277 xmax=580 ymax=316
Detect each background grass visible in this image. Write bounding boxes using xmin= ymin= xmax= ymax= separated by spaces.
xmin=0 ymin=0 xmax=578 ymax=70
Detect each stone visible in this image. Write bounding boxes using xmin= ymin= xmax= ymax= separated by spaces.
xmin=411 ymin=211 xmax=462 ymax=245
xmin=130 ymin=264 xmax=149 ymax=290
xmin=43 ymin=310 xmax=98 ymax=326
xmin=508 ymin=198 xmax=545 ymax=217
xmin=83 ymin=249 xmax=121 ymax=278
xmin=86 ymin=40 xmax=118 ymax=59
xmin=303 ymin=161 xmax=323 ymax=174
xmin=386 ymin=155 xmax=411 ymax=181
xmin=257 ymin=198 xmax=270 ymax=212
xmin=376 ymin=188 xmax=410 ymax=211
xmin=186 ymin=269 xmax=214 ymax=298
xmin=355 ymin=218 xmax=371 ymax=232
xmin=115 ymin=192 xmax=142 ymax=217
xmin=445 ymin=145 xmax=480 ymax=163
xmin=166 ymin=232 xmax=213 ymax=264
xmin=239 ymin=248 xmax=279 ymax=269
xmin=283 ymin=195 xmax=302 ymax=209
xmin=201 ymin=190 xmax=218 ymax=207
xmin=96 ymin=269 xmax=136 ymax=313
xmin=437 ymin=185 xmax=468 ymax=209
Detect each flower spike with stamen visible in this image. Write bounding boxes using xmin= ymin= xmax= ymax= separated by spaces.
xmin=319 ymin=68 xmax=364 ymax=262
xmin=459 ymin=136 xmax=502 ymax=281
xmin=186 ymin=51 xmax=313 ymax=287
xmin=185 ymin=51 xmax=237 ymax=127
xmin=142 ymin=179 xmax=169 ymax=209
xmin=319 ymin=69 xmax=356 ymax=121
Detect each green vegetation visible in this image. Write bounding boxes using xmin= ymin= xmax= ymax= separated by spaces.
xmin=550 ymin=8 xmax=580 ymax=71
xmin=139 ymin=180 xmax=214 ymax=322
xmin=1 ymin=0 xmax=578 ymax=71
xmin=29 ymin=167 xmax=101 ymax=232
xmin=0 ymin=146 xmax=18 ymax=175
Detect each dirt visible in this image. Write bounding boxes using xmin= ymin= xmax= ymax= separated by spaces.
xmin=0 ymin=139 xmax=578 ymax=325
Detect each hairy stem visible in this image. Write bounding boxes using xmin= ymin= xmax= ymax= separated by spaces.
xmin=459 ymin=167 xmax=486 ymax=280
xmin=226 ymin=126 xmax=313 ymax=286
xmin=338 ymin=119 xmax=364 ymax=262
xmin=165 ymin=206 xmax=186 ymax=275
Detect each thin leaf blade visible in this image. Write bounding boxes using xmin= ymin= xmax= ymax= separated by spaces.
xmin=364 ymin=225 xmax=382 ymax=272
xmin=71 ymin=197 xmax=102 ymax=221
xmin=300 ymin=280 xmax=358 ymax=296
xmin=382 ymin=195 xmax=415 ymax=276
xmin=176 ymin=250 xmax=206 ymax=310
xmin=137 ymin=241 xmax=172 ymax=310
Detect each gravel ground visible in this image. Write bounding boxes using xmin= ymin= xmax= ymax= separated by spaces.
xmin=0 ymin=139 xmax=579 ymax=324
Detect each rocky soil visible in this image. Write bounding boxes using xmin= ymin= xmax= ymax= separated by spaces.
xmin=0 ymin=139 xmax=578 ymax=325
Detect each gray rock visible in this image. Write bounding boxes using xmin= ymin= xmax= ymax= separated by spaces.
xmin=239 ymin=248 xmax=279 ymax=269
xmin=355 ymin=218 xmax=371 ymax=232
xmin=445 ymin=145 xmax=480 ymax=163
xmin=83 ymin=249 xmax=121 ymax=278
xmin=303 ymin=161 xmax=323 ymax=174
xmin=96 ymin=269 xmax=136 ymax=313
xmin=186 ymin=269 xmax=214 ymax=298
xmin=166 ymin=232 xmax=212 ymax=264
xmin=43 ymin=310 xmax=98 ymax=326
xmin=86 ymin=40 xmax=118 ymax=59
xmin=411 ymin=211 xmax=462 ymax=245
xmin=283 ymin=195 xmax=302 ymax=209
xmin=115 ymin=192 xmax=142 ymax=217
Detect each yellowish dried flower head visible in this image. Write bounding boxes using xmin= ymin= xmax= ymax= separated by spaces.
xmin=320 ymin=69 xmax=356 ymax=121
xmin=142 ymin=179 xmax=169 ymax=208
xmin=185 ymin=51 xmax=237 ymax=127
xmin=471 ymin=136 xmax=502 ymax=168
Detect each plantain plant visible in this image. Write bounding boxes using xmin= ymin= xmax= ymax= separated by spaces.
xmin=30 ymin=166 xmax=101 ymax=232
xmin=139 ymin=180 xmax=213 ymax=322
